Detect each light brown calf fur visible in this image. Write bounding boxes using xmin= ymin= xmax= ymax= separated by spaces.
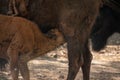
xmin=0 ymin=14 xmax=64 ymax=80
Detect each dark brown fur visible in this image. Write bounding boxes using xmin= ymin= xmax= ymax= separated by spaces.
xmin=27 ymin=0 xmax=101 ymax=80
xmin=0 ymin=14 xmax=64 ymax=80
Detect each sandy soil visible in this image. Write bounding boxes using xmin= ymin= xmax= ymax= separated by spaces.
xmin=0 ymin=33 xmax=120 ymax=80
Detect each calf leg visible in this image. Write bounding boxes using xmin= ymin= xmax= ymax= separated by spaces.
xmin=19 ymin=60 xmax=30 ymax=80
xmin=8 ymin=49 xmax=19 ymax=80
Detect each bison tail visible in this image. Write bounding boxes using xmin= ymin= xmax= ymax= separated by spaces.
xmin=0 ymin=58 xmax=8 ymax=71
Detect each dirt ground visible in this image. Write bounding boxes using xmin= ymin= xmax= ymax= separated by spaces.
xmin=0 ymin=33 xmax=120 ymax=80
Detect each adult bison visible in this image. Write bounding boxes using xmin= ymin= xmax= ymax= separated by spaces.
xmin=26 ymin=1 xmax=120 ymax=80
xmin=27 ymin=1 xmax=101 ymax=80
xmin=0 ymin=0 xmax=101 ymax=80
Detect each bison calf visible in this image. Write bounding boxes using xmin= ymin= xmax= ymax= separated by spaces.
xmin=0 ymin=14 xmax=64 ymax=80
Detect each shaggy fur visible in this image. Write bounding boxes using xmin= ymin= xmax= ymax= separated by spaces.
xmin=0 ymin=14 xmax=64 ymax=80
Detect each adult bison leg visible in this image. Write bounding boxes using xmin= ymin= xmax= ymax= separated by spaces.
xmin=60 ymin=18 xmax=90 ymax=80
xmin=81 ymin=41 xmax=92 ymax=80
xmin=61 ymin=30 xmax=92 ymax=80
xmin=66 ymin=33 xmax=92 ymax=80
xmin=59 ymin=8 xmax=97 ymax=80
xmin=67 ymin=36 xmax=84 ymax=80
